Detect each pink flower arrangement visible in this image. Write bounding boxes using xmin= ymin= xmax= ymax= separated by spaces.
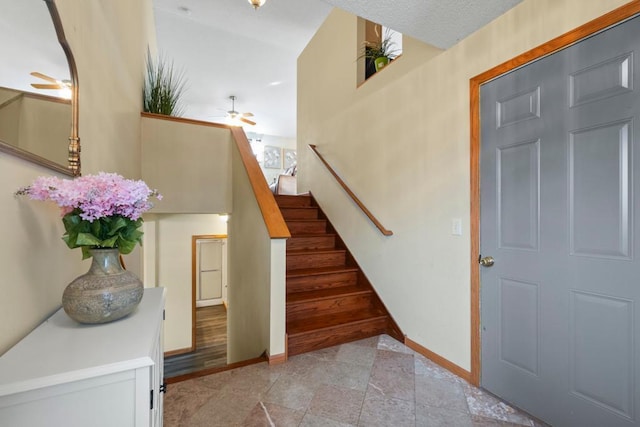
xmin=16 ymin=173 xmax=162 ymax=259
xmin=20 ymin=173 xmax=161 ymax=221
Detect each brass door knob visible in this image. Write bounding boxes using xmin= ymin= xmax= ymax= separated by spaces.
xmin=479 ymin=256 xmax=495 ymax=267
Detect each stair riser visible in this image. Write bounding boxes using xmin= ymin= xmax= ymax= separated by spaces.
xmin=287 ymin=317 xmax=388 ymax=356
xmin=287 ymin=235 xmax=336 ymax=251
xmin=281 ymin=208 xmax=319 ymax=220
xmin=275 ymin=195 xmax=312 ymax=207
xmin=287 ymin=271 xmax=358 ymax=293
xmin=287 ymin=293 xmax=373 ymax=322
xmin=287 ymin=221 xmax=327 ymax=234
xmin=286 ymin=252 xmax=345 ymax=271
xmin=279 ymin=194 xmax=404 ymax=357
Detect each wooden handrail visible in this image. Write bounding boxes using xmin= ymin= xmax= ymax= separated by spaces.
xmin=232 ymin=127 xmax=290 ymax=239
xmin=141 ymin=111 xmax=230 ymax=129
xmin=308 ymin=144 xmax=393 ymax=236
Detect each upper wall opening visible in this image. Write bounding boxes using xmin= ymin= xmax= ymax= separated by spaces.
xmin=357 ymin=18 xmax=403 ymax=84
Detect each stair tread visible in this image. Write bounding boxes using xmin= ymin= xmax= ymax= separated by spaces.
xmin=288 ymin=307 xmax=387 ymax=335
xmin=280 ymin=193 xmax=401 ymax=356
xmin=287 ymin=285 xmax=371 ymax=304
xmin=288 ymin=233 xmax=336 ymax=238
xmin=287 ymin=265 xmax=358 ymax=278
xmin=276 ymin=195 xmax=310 ymax=200
xmin=287 ymin=248 xmax=345 ymax=255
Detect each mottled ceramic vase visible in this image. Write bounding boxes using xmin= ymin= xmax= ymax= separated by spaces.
xmin=63 ymin=248 xmax=144 ymax=324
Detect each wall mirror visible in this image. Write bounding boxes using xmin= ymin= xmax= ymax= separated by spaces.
xmin=0 ymin=0 xmax=79 ymax=176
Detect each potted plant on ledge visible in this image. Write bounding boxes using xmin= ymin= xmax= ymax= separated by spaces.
xmin=359 ymin=29 xmax=399 ymax=77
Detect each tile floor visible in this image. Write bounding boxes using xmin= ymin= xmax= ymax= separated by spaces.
xmin=164 ymin=335 xmax=547 ymax=426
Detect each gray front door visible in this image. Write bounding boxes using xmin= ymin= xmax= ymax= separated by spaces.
xmin=480 ymin=15 xmax=640 ymax=427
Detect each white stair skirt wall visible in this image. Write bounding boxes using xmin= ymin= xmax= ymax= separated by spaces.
xmin=196 ymin=238 xmax=227 ymax=307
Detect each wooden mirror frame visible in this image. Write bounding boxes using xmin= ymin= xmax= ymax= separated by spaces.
xmin=0 ymin=0 xmax=80 ymax=176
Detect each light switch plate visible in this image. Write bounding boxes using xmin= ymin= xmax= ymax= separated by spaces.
xmin=452 ymin=218 xmax=462 ymax=236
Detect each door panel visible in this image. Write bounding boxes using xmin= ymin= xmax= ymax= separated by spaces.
xmin=497 ymin=139 xmax=540 ymax=250
xmin=197 ymin=239 xmax=224 ymax=304
xmin=569 ymin=121 xmax=631 ymax=259
xmin=499 ymin=277 xmax=539 ymax=376
xmin=480 ymin=15 xmax=640 ymax=427
xmin=570 ymin=291 xmax=634 ymax=419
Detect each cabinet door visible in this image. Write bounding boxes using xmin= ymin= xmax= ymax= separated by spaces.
xmin=150 ymin=314 xmax=164 ymax=426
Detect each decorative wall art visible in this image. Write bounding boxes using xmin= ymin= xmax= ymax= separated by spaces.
xmin=263 ymin=146 xmax=282 ymax=169
xmin=284 ymin=149 xmax=297 ymax=169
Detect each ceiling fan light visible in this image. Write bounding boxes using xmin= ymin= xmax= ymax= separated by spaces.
xmin=248 ymin=0 xmax=266 ymax=10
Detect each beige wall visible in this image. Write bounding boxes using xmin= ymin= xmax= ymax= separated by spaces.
xmin=140 ymin=116 xmax=234 ymax=352
xmin=298 ymin=0 xmax=630 ymax=371
xmin=56 ymin=0 xmax=156 ymax=178
xmin=0 ymin=154 xmax=86 ymax=355
xmin=143 ymin=214 xmax=227 ymax=352
xmin=0 ymin=90 xmax=20 ymax=149
xmin=0 ymin=0 xmax=155 ymax=355
xmin=18 ymin=96 xmax=71 ymax=165
xmin=228 ymin=140 xmax=287 ymax=363
xmin=141 ymin=117 xmax=233 ymax=214
xmin=0 ymin=89 xmax=70 ymax=166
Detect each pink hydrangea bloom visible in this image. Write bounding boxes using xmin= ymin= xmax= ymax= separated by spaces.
xmin=21 ymin=172 xmax=161 ymax=222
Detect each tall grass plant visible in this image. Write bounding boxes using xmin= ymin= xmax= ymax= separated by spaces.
xmin=143 ymin=51 xmax=187 ymax=116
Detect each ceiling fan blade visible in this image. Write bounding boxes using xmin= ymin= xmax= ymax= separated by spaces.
xmin=31 ymin=83 xmax=62 ymax=89
xmin=240 ymin=117 xmax=256 ymax=126
xmin=242 ymin=112 xmax=254 ymax=117
xmin=30 ymin=71 xmax=58 ymax=83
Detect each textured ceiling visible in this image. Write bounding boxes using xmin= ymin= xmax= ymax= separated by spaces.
xmin=323 ymin=0 xmax=523 ymax=49
xmin=154 ymin=0 xmax=523 ymax=138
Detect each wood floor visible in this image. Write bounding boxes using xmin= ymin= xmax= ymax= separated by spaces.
xmin=164 ymin=304 xmax=227 ymax=379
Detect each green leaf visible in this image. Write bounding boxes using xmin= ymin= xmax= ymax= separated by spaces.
xmin=76 ymin=232 xmax=103 ymax=246
xmin=62 ymin=234 xmax=77 ymax=249
xmin=117 ymin=238 xmax=137 ymax=254
xmin=99 ymin=235 xmax=119 ymax=248
xmin=128 ymin=229 xmax=144 ymax=242
xmin=81 ymin=246 xmax=92 ymax=260
xmin=107 ymin=216 xmax=128 ymax=236
xmin=59 ymin=212 xmax=146 ymax=260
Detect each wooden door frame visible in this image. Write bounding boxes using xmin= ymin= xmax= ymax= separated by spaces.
xmin=191 ymin=234 xmax=228 ymax=351
xmin=469 ymin=0 xmax=640 ymax=386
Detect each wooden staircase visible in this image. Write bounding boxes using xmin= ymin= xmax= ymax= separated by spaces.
xmin=275 ymin=193 xmax=403 ymax=356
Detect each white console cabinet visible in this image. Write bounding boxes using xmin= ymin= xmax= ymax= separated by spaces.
xmin=0 ymin=287 xmax=165 ymax=427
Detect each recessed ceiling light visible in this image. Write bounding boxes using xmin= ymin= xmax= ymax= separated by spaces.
xmin=268 ymin=81 xmax=282 ymax=86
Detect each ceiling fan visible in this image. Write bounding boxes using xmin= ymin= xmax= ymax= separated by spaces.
xmin=30 ymin=71 xmax=71 ymax=91
xmin=223 ymin=95 xmax=256 ymax=126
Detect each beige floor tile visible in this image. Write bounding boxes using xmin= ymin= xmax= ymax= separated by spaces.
xmin=242 ymin=401 xmax=305 ymax=427
xmin=163 ymin=335 xmax=541 ymax=427
xmin=415 ymin=375 xmax=469 ymax=414
xmin=307 ymin=384 xmax=365 ymax=425
xmin=416 ymin=404 xmax=473 ymax=427
xmin=359 ymin=391 xmax=416 ymax=426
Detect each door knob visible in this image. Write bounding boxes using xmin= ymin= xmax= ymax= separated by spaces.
xmin=479 ymin=256 xmax=495 ymax=267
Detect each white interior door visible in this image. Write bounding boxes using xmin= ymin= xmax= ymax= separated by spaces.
xmin=196 ymin=238 xmax=225 ymax=307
